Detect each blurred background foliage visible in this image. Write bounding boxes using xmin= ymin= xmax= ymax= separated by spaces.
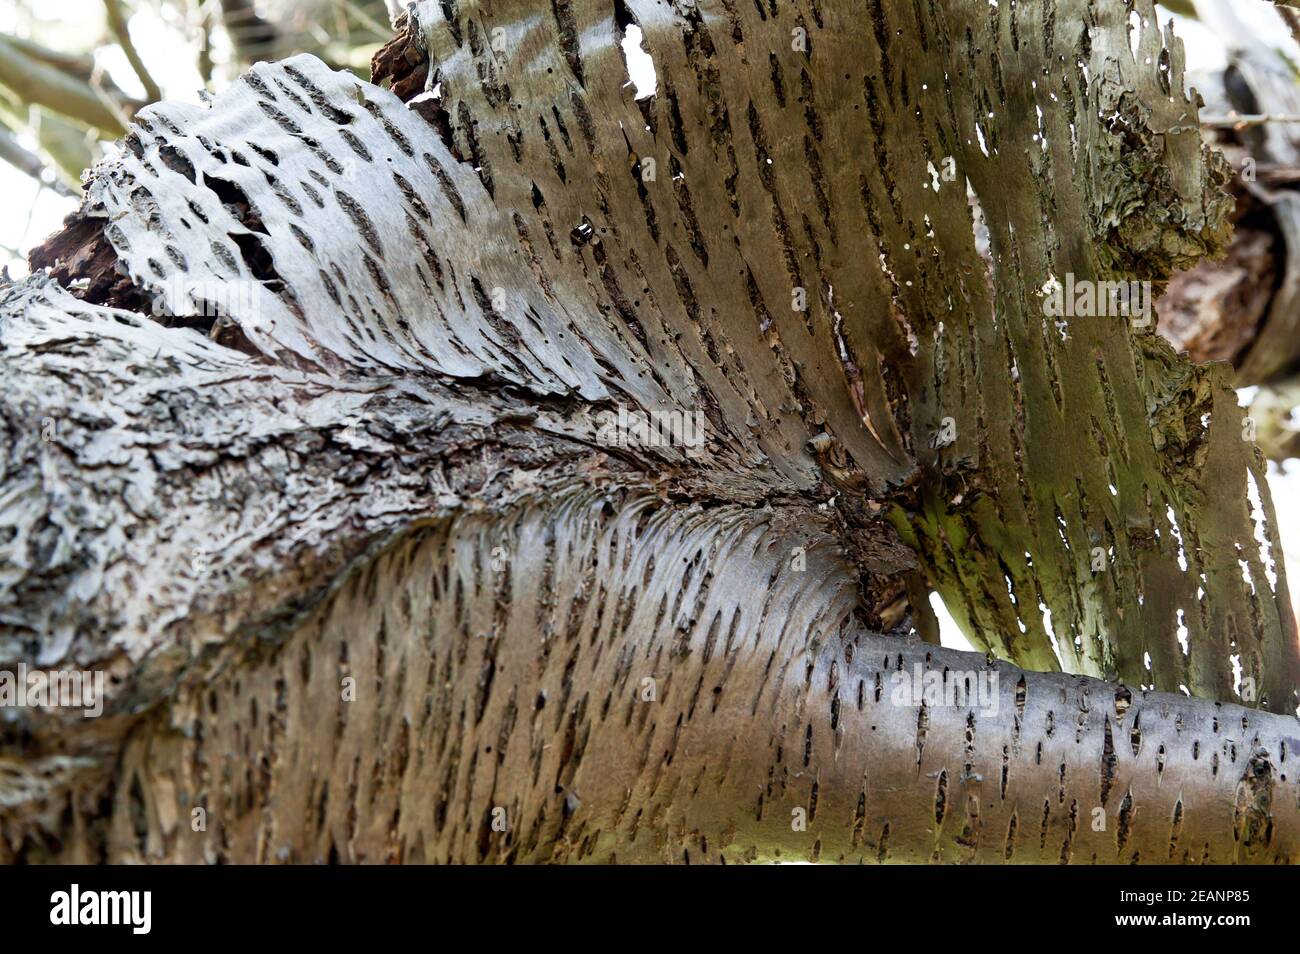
xmin=0 ymin=0 xmax=393 ymax=270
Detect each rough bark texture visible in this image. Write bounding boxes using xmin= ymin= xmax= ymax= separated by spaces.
xmin=2 ymin=0 xmax=1299 ymax=863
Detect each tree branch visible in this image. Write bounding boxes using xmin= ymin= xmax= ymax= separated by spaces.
xmin=103 ymin=0 xmax=162 ymax=104
xmin=0 ymin=126 xmax=75 ymax=197
xmin=0 ymin=34 xmax=130 ymax=136
xmin=1172 ymin=3 xmax=1300 ymax=387
xmin=0 ymin=277 xmax=635 ymax=719
xmin=6 ymin=472 xmax=1296 ymax=862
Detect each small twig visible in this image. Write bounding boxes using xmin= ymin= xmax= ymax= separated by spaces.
xmin=337 ymin=0 xmax=391 ymax=39
xmin=87 ymin=59 xmax=138 ymax=136
xmin=103 ymin=0 xmax=163 ymax=103
xmin=0 ymin=125 xmax=76 ymax=198
xmin=18 ymin=177 xmax=44 ymax=245
xmin=196 ymin=2 xmax=214 ymax=86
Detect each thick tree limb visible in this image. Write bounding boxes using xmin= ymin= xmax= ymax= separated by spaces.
xmin=8 ymin=489 xmax=1298 ymax=863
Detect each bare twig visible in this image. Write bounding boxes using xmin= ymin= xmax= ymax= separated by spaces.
xmin=337 ymin=0 xmax=391 ymax=39
xmin=103 ymin=0 xmax=163 ymax=103
xmin=0 ymin=126 xmax=76 ymax=197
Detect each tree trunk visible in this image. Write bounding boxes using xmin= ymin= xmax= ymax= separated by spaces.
xmin=2 ymin=0 xmax=1298 ymax=863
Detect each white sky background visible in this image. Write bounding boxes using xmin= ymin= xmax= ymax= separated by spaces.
xmin=0 ymin=1 xmax=1297 ymax=653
